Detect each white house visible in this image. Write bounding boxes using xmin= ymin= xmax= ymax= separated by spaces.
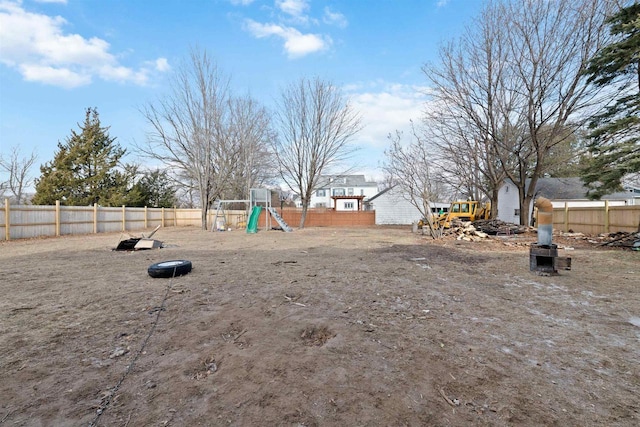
xmin=365 ymin=186 xmax=449 ymax=225
xmin=497 ymin=177 xmax=639 ymax=224
xmin=307 ymin=175 xmax=379 ymax=211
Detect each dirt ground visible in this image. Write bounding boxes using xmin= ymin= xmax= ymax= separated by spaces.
xmin=1 ymin=226 xmax=638 ymax=426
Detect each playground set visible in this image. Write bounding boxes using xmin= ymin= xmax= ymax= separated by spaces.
xmin=211 ymin=188 xmax=292 ymax=233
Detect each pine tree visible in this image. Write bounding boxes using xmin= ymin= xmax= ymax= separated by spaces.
xmin=33 ymin=108 xmax=128 ymax=206
xmin=582 ymin=3 xmax=640 ymax=198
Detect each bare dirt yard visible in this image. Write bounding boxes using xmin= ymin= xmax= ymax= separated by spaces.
xmin=1 ymin=226 xmax=638 ymax=426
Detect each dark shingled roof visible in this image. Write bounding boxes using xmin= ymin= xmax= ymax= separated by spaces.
xmin=317 ymin=175 xmax=378 ymax=188
xmin=528 ymin=177 xmax=635 ymax=200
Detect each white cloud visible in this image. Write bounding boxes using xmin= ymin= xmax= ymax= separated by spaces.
xmin=34 ymin=0 xmax=67 ymax=4
xmin=244 ymin=19 xmax=329 ymax=58
xmin=323 ymin=7 xmax=347 ymax=28
xmin=154 ymin=57 xmax=170 ymax=72
xmin=276 ymin=0 xmax=308 ymax=18
xmin=347 ymin=82 xmax=429 ymax=149
xmin=20 ymin=63 xmax=90 ymax=88
xmin=0 ymin=1 xmax=167 ymax=88
xmin=436 ymin=0 xmax=451 ymax=7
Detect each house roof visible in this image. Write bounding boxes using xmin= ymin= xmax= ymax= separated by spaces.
xmin=366 ymin=186 xmax=394 ymax=203
xmin=317 ymin=174 xmax=378 ymax=188
xmin=508 ymin=177 xmax=637 ymax=200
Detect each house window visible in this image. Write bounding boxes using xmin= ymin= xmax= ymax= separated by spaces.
xmin=344 ymin=202 xmax=354 ymax=209
xmin=315 ymin=202 xmax=326 ymax=208
xmin=505 ymin=186 xmax=509 ymax=193
xmin=514 ymin=209 xmax=520 ymax=216
xmin=316 ymin=189 xmax=326 ymax=197
xmin=360 ymin=189 xmax=364 ymax=195
xmin=333 ymin=188 xmax=345 ymax=196
xmin=348 ymin=188 xmax=354 ymax=196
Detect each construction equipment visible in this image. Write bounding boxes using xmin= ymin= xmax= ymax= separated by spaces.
xmin=434 ymin=201 xmax=491 ymax=228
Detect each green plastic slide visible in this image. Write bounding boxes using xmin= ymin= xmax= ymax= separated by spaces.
xmin=246 ymin=206 xmax=262 ymax=233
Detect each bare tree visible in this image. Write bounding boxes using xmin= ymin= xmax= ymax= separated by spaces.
xmin=223 ymin=95 xmax=277 ymax=200
xmin=138 ymin=49 xmax=239 ymax=229
xmin=496 ymin=0 xmax=616 ymax=224
xmin=0 ymin=146 xmax=37 ymax=204
xmin=383 ymin=128 xmax=448 ymax=238
xmin=425 ymin=0 xmax=616 ymax=225
xmin=272 ymin=77 xmax=362 ymax=228
xmin=423 ymin=3 xmax=523 ymax=219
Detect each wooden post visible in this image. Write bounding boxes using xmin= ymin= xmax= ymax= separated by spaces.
xmin=4 ymin=198 xmax=10 ymax=241
xmin=55 ymin=200 xmax=61 ymax=236
xmin=604 ymin=200 xmax=609 ymax=234
xmin=93 ymin=203 xmax=98 ymax=234
xmin=122 ymin=205 xmax=126 ymax=231
xmin=144 ymin=206 xmax=148 ymax=228
xmin=161 ymin=207 xmax=165 ymax=227
xmin=564 ymin=202 xmax=569 ymax=232
xmin=174 ymin=206 xmax=177 ymax=226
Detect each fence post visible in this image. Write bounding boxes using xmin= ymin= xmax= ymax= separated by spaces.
xmin=55 ymin=200 xmax=61 ymax=236
xmin=161 ymin=208 xmax=165 ymax=227
xmin=174 ymin=206 xmax=177 ymax=226
xmin=564 ymin=202 xmax=569 ymax=232
xmin=144 ymin=206 xmax=148 ymax=228
xmin=5 ymin=198 xmax=10 ymax=241
xmin=122 ymin=205 xmax=126 ymax=231
xmin=604 ymin=200 xmax=609 ymax=234
xmin=93 ymin=203 xmax=98 ymax=234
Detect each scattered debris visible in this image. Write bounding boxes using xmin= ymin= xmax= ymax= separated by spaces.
xmin=192 ymin=355 xmax=218 ymax=380
xmin=109 ymin=347 xmax=129 ymax=359
xmin=115 ymin=225 xmax=164 ymax=251
xmin=472 ymin=219 xmax=528 ymax=235
xmin=599 ymin=231 xmax=640 ymax=249
xmin=439 ymin=388 xmax=460 ymax=407
xmin=300 ymin=325 xmax=335 ymax=347
xmin=557 ymin=230 xmax=640 ymax=250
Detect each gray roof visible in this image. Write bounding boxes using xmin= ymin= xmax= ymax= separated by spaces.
xmin=525 ymin=177 xmax=636 ymax=200
xmin=318 ymin=174 xmax=378 ymax=188
xmin=366 ymin=186 xmax=394 ymax=202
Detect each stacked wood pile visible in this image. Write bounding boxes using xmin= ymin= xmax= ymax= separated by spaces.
xmin=472 ymin=219 xmax=528 ymax=235
xmin=445 ymin=220 xmax=490 ymax=241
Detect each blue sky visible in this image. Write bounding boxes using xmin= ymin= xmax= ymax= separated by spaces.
xmin=0 ymin=0 xmax=483 ymax=187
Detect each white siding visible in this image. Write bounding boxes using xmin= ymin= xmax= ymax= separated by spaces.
xmin=496 ymin=181 xmax=520 ymax=224
xmin=370 ymin=188 xmax=422 ymax=225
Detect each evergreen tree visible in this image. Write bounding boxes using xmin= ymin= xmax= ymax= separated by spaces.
xmin=128 ymin=169 xmax=177 ymax=208
xmin=582 ymin=2 xmax=640 ymax=198
xmin=33 ymin=108 xmax=128 ymax=206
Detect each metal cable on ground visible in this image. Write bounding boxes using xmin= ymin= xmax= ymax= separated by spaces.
xmin=88 ymin=266 xmax=178 ymax=427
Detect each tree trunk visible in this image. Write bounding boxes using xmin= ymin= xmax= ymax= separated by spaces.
xmin=299 ymin=202 xmax=308 ymax=229
xmin=490 ymin=187 xmax=499 ymax=219
xmin=201 ymin=205 xmax=209 ymax=230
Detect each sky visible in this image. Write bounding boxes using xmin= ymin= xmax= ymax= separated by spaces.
xmin=0 ymin=0 xmax=484 ymax=189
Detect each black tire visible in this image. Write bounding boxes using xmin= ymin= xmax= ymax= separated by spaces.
xmin=148 ymin=260 xmax=192 ymax=278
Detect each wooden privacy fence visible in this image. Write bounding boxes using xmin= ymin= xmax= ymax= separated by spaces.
xmin=3 ymin=199 xmax=636 ymax=241
xmin=552 ymin=202 xmax=640 ymax=234
xmin=0 ymin=201 xmax=376 ymax=241
xmin=0 ymin=199 xmax=183 ymax=241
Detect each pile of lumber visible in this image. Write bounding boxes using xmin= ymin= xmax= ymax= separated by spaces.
xmin=445 ymin=220 xmax=490 ymax=241
xmin=599 ymin=231 xmax=640 ymax=249
xmin=472 ymin=219 xmax=527 ymax=235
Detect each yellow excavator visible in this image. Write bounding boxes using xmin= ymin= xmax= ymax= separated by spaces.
xmin=433 ymin=200 xmax=491 ymax=228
